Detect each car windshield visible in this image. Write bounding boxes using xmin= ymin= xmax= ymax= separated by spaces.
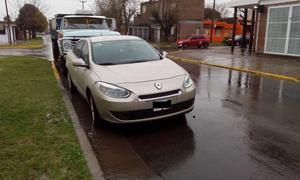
xmin=92 ymin=40 xmax=161 ymax=65
xmin=185 ymin=35 xmax=192 ymax=39
xmin=64 ymin=17 xmax=109 ymax=29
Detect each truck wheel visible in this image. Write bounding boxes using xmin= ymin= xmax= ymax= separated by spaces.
xmin=52 ymin=40 xmax=59 ymax=62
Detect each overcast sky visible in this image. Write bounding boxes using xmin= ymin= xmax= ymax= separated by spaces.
xmin=0 ymin=0 xmax=232 ymax=20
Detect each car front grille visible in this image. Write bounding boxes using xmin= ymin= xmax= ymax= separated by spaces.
xmin=71 ymin=39 xmax=79 ymax=48
xmin=110 ymin=99 xmax=194 ymax=120
xmin=139 ymin=90 xmax=181 ymax=100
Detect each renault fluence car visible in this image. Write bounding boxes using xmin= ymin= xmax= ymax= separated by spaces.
xmin=66 ymin=36 xmax=195 ymax=124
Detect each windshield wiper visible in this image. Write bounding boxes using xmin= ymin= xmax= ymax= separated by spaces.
xmin=127 ymin=59 xmax=157 ymax=64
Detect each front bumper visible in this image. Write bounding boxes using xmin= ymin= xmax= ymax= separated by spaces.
xmin=91 ymin=84 xmax=196 ymax=123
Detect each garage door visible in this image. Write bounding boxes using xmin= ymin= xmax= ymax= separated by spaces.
xmin=265 ymin=5 xmax=300 ymax=56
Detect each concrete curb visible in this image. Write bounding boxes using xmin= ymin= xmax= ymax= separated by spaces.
xmin=168 ymin=54 xmax=300 ymax=83
xmin=51 ymin=62 xmax=105 ymax=180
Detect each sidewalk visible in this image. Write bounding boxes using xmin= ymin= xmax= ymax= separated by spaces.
xmin=0 ymin=35 xmax=53 ymax=60
xmin=169 ymin=46 xmax=300 ymax=81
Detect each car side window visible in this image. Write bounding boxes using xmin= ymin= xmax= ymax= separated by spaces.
xmin=81 ymin=42 xmax=89 ymax=64
xmin=73 ymin=41 xmax=84 ymax=58
xmin=191 ymin=36 xmax=198 ymax=40
xmin=199 ymin=35 xmax=205 ymax=39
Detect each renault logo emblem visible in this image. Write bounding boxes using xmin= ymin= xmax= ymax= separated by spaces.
xmin=154 ymin=82 xmax=162 ymax=90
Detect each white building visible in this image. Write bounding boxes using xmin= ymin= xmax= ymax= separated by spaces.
xmin=0 ymin=22 xmax=17 ymax=44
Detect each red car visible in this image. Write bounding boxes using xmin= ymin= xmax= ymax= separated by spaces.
xmin=176 ymin=34 xmax=210 ymax=48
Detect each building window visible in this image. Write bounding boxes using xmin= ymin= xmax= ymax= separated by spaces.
xmin=0 ymin=25 xmax=5 ymax=34
xmin=266 ymin=5 xmax=300 ymax=56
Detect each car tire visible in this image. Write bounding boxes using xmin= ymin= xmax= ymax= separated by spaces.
xmin=67 ymin=73 xmax=76 ymax=93
xmin=52 ymin=40 xmax=59 ymax=62
xmin=89 ymin=95 xmax=102 ymax=127
xmin=203 ymin=43 xmax=209 ymax=49
xmin=183 ymin=44 xmax=188 ymax=49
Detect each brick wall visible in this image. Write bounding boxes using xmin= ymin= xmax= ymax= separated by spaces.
xmin=256 ymin=7 xmax=268 ymax=54
xmin=178 ymin=0 xmax=204 ymax=21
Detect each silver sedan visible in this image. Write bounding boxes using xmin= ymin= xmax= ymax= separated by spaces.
xmin=66 ymin=36 xmax=195 ymax=125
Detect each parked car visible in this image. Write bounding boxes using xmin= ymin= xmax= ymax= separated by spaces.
xmin=176 ymin=34 xmax=210 ymax=48
xmin=225 ymin=35 xmax=250 ymax=46
xmin=66 ymin=36 xmax=196 ymax=125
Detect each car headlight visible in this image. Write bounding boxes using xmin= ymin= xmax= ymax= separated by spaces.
xmin=183 ymin=74 xmax=193 ymax=88
xmin=96 ymin=82 xmax=131 ymax=98
xmin=178 ymin=41 xmax=183 ymax=44
xmin=63 ymin=40 xmax=71 ymax=51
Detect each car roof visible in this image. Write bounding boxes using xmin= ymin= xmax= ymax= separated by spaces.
xmin=88 ymin=35 xmax=142 ymax=43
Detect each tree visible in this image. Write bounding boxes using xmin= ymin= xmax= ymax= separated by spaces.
xmin=95 ymin=0 xmax=139 ymax=34
xmin=16 ymin=4 xmax=48 ymax=39
xmin=204 ymin=7 xmax=221 ymax=20
xmin=205 ymin=3 xmax=230 ymax=19
xmin=122 ymin=0 xmax=139 ymax=34
xmin=13 ymin=0 xmax=49 ymax=13
xmin=150 ymin=0 xmax=180 ymax=41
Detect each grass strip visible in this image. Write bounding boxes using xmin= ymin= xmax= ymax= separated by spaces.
xmin=0 ymin=38 xmax=44 ymax=49
xmin=0 ymin=56 xmax=91 ymax=179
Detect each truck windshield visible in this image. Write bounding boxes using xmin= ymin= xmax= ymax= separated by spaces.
xmin=92 ymin=40 xmax=161 ymax=65
xmin=64 ymin=17 xmax=109 ymax=29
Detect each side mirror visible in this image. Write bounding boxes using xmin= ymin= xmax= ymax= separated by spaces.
xmin=72 ymin=58 xmax=89 ymax=68
xmin=162 ymin=51 xmax=168 ymax=58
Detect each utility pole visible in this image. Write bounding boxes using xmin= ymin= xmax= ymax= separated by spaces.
xmin=210 ymin=0 xmax=216 ymax=43
xmin=5 ymin=0 xmax=12 ymax=45
xmin=79 ymin=0 xmax=87 ymax=10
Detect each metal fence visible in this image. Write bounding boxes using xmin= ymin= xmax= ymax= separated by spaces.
xmin=128 ymin=26 xmax=149 ymax=41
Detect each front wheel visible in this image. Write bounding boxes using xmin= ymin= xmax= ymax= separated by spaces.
xmin=203 ymin=43 xmax=209 ymax=49
xmin=52 ymin=40 xmax=59 ymax=62
xmin=89 ymin=95 xmax=102 ymax=127
xmin=183 ymin=44 xmax=188 ymax=49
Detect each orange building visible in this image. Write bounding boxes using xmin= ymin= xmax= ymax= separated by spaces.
xmin=203 ymin=20 xmax=243 ymax=44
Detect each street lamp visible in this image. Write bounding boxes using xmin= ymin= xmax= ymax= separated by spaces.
xmin=4 ymin=0 xmax=12 ymax=45
xmin=210 ymin=0 xmax=216 ymax=43
xmin=79 ymin=0 xmax=87 ymax=10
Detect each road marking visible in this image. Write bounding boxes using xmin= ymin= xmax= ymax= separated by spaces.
xmin=51 ymin=62 xmax=61 ymax=80
xmin=168 ymin=55 xmax=300 ymax=83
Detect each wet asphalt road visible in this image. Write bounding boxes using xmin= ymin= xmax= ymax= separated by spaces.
xmin=58 ymin=60 xmax=300 ymax=180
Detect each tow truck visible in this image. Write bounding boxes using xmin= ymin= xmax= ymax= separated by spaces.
xmin=50 ymin=12 xmax=119 ymax=73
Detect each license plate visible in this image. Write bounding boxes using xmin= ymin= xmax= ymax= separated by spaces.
xmin=153 ymin=100 xmax=171 ymax=111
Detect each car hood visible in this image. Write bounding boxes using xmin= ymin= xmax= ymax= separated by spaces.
xmin=63 ymin=29 xmax=120 ymax=37
xmin=92 ymin=59 xmax=186 ymax=84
